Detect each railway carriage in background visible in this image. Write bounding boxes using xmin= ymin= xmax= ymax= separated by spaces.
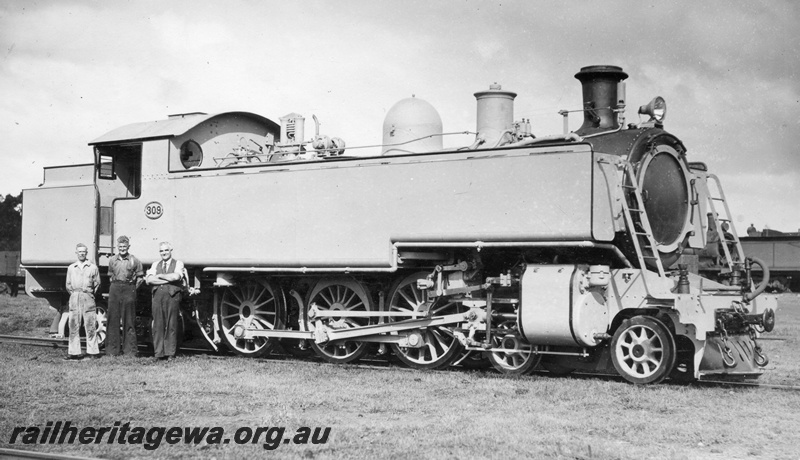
xmin=21 ymin=65 xmax=776 ymax=384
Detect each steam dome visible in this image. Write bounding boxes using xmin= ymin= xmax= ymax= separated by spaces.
xmin=381 ymin=96 xmax=443 ymax=155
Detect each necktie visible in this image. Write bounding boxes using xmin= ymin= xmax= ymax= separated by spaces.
xmin=162 ymin=261 xmax=168 ymax=273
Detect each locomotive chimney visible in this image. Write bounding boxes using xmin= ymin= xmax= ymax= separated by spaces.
xmin=574 ymin=65 xmax=628 ymax=135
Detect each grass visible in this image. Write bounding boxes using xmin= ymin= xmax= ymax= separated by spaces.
xmin=0 ymin=294 xmax=799 ymax=459
xmin=0 ymin=294 xmax=53 ymax=335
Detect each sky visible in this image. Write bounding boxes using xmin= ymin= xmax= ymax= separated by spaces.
xmin=1 ymin=0 xmax=798 ymax=232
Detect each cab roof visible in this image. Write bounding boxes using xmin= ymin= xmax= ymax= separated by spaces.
xmin=89 ymin=111 xmax=279 ymax=146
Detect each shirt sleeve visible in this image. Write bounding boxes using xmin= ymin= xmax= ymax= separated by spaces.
xmin=65 ymin=265 xmax=73 ymax=292
xmin=174 ymin=260 xmax=185 ymax=275
xmin=146 ymin=262 xmax=157 ymax=278
xmin=92 ymin=265 xmax=101 ymax=291
xmin=133 ymin=256 xmax=144 ymax=278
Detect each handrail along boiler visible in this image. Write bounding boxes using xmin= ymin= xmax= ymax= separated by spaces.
xmin=21 ymin=65 xmax=776 ymax=384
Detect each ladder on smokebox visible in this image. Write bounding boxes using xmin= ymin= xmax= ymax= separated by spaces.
xmin=617 ymin=160 xmax=667 ymax=298
xmin=701 ymin=173 xmax=744 ymax=274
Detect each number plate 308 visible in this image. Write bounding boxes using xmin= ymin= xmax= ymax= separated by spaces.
xmin=144 ymin=202 xmax=163 ymax=219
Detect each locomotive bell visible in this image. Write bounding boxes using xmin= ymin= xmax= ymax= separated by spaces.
xmin=474 ymin=83 xmax=517 ymax=148
xmin=574 ymin=65 xmax=628 ymax=135
xmin=381 ymin=96 xmax=443 ymax=155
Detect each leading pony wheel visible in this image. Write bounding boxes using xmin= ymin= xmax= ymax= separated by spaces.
xmin=610 ymin=316 xmax=676 ymax=384
xmin=487 ymin=319 xmax=540 ymax=375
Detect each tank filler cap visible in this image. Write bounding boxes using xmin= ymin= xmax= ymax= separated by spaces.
xmin=474 ymin=83 xmax=517 ymax=99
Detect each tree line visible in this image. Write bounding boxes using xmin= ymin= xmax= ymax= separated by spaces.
xmin=0 ymin=193 xmax=22 ymax=251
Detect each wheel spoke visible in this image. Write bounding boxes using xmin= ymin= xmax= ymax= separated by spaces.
xmin=345 ymin=301 xmax=365 ymax=311
xmin=342 ymin=291 xmax=357 ymax=308
xmin=410 ymin=285 xmax=422 ymax=306
xmin=317 ymin=289 xmax=333 ymax=307
xmin=222 ymin=300 xmax=241 ymax=310
xmin=252 ymin=316 xmax=275 ymax=330
xmin=430 ymin=301 xmax=457 ymax=316
xmin=636 ymin=327 xmax=650 ymax=344
xmin=427 ymin=342 xmax=439 ymax=360
xmin=399 ymin=290 xmax=418 ymax=310
xmin=251 ymin=285 xmax=267 ymax=305
xmin=229 ymin=288 xmax=244 ymax=305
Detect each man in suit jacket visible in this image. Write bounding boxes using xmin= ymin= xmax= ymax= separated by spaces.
xmin=145 ymin=241 xmax=184 ymax=361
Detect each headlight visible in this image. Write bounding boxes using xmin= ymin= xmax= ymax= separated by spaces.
xmin=639 ymin=96 xmax=667 ymax=123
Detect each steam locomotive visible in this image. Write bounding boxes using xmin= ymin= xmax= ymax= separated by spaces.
xmin=21 ymin=65 xmax=776 ymax=384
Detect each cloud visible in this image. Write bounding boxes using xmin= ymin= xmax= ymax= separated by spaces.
xmin=0 ymin=0 xmax=798 ymax=231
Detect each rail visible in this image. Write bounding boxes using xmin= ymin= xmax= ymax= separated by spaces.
xmin=1 ymin=334 xmax=797 ymax=391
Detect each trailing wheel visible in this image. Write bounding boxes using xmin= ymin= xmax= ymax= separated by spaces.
xmin=304 ymin=278 xmax=373 ymax=364
xmin=487 ymin=319 xmax=540 ymax=375
xmin=95 ymin=304 xmax=108 ymax=348
xmin=386 ymin=271 xmax=464 ymax=369
xmin=217 ymin=278 xmax=285 ymax=358
xmin=610 ymin=316 xmax=676 ymax=384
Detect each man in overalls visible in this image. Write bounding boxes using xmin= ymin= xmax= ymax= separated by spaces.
xmin=64 ymin=243 xmax=101 ymax=360
xmin=145 ymin=242 xmax=184 ymax=361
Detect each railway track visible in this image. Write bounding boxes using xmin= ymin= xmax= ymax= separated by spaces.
xmin=0 ymin=447 xmax=102 ymax=460
xmin=0 ymin=334 xmax=216 ymax=356
xmin=2 ymin=333 xmax=798 ymax=391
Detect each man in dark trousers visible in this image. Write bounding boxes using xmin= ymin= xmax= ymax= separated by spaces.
xmin=106 ymin=235 xmax=144 ymax=356
xmin=145 ymin=241 xmax=184 ymax=361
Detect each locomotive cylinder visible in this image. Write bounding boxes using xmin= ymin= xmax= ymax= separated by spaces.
xmin=574 ymin=65 xmax=628 ymax=135
xmin=518 ymin=264 xmax=610 ymax=347
xmin=474 ymin=83 xmax=517 ymax=148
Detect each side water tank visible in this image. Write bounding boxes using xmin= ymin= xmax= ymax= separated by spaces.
xmin=382 ymin=96 xmax=443 ymax=155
